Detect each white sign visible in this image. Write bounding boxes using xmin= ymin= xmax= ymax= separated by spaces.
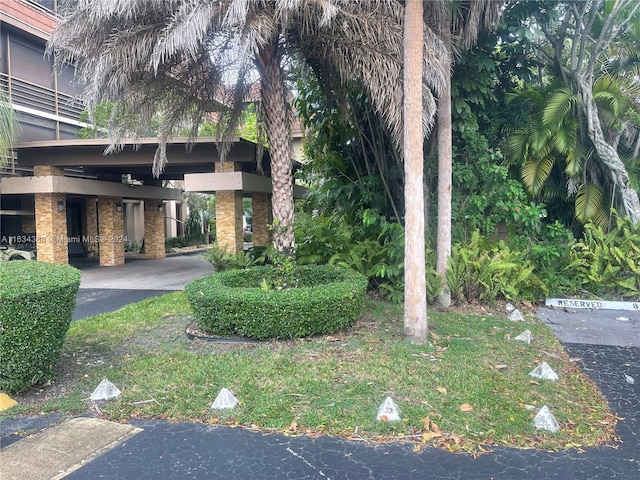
xmin=545 ymin=298 xmax=640 ymax=312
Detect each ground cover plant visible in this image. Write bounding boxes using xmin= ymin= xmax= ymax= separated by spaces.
xmin=2 ymin=293 xmax=616 ymax=453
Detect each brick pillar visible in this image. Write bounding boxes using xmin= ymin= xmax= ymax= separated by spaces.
xmin=21 ymin=196 xmax=35 ymax=234
xmin=215 ymin=191 xmax=243 ymax=254
xmin=34 ymin=165 xmax=64 ymax=176
xmin=85 ymin=198 xmax=98 ymax=254
xmin=215 ymin=161 xmax=243 ymax=254
xmin=35 ymin=193 xmax=68 ymax=264
xmin=97 ymin=196 xmax=125 ymax=266
xmin=144 ymin=200 xmax=166 ymax=259
xmin=252 ymin=193 xmax=272 ymax=247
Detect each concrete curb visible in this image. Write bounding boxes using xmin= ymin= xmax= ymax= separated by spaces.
xmin=0 ymin=417 xmax=141 ymax=480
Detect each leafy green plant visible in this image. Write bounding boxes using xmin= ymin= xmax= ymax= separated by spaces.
xmin=184 ymin=210 xmax=204 ymax=245
xmin=569 ymin=211 xmax=640 ymax=298
xmin=165 ymin=236 xmax=188 ymax=250
xmin=0 ymin=261 xmax=81 ymax=393
xmin=447 ymin=231 xmax=545 ymax=304
xmin=205 ymin=243 xmax=264 ymax=272
xmin=124 ymin=239 xmax=141 ymax=253
xmin=185 ymin=265 xmax=368 ymax=339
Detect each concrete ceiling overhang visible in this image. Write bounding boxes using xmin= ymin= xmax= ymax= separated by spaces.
xmin=0 ymin=175 xmax=183 ymax=201
xmin=13 ymin=137 xmax=267 ymax=180
xmin=185 ymin=172 xmax=307 ymax=199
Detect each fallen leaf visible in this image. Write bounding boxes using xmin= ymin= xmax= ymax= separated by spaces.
xmin=379 ymin=414 xmax=389 ymax=422
xmin=569 ymin=357 xmax=582 ymax=363
xmin=290 ymin=420 xmax=297 ymax=432
xmin=430 ymin=331 xmax=440 ymax=341
xmin=492 ymin=365 xmax=509 ymax=370
xmin=422 ymin=431 xmax=442 ymax=441
xmin=459 ymin=403 xmax=474 ymax=412
xmin=436 ymin=386 xmax=447 ymax=395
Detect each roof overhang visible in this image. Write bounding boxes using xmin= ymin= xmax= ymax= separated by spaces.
xmin=184 ymin=172 xmax=307 ymax=199
xmin=0 ymin=175 xmax=183 ymax=201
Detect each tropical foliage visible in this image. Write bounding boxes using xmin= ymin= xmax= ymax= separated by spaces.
xmin=0 ymin=86 xmax=17 ymax=165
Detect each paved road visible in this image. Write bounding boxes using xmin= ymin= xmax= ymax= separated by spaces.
xmin=71 ymin=253 xmax=214 ymax=320
xmin=2 ymin=255 xmax=639 ymax=479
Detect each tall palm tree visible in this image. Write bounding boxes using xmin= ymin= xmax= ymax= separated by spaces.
xmin=49 ymin=0 xmax=448 ymax=253
xmin=431 ymin=0 xmax=501 ymax=308
xmin=403 ymin=0 xmax=427 ymax=343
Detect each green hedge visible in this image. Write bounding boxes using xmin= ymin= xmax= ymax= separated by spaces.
xmin=185 ymin=265 xmax=368 ymax=339
xmin=0 ymin=261 xmax=81 ymax=394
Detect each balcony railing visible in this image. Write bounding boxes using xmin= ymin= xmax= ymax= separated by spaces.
xmin=1 ymin=72 xmax=85 ymax=122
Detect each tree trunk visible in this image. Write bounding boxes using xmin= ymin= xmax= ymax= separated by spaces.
xmin=403 ymin=0 xmax=427 ymax=344
xmin=255 ymin=39 xmax=296 ymax=252
xmin=579 ymin=79 xmax=640 ymax=225
xmin=436 ymin=21 xmax=452 ymax=308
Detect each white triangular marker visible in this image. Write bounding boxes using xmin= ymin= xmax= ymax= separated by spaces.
xmin=376 ymin=396 xmax=401 ymax=422
xmin=505 ymin=303 xmax=515 ymax=313
xmin=534 ymin=405 xmax=560 ymax=432
xmin=508 ymin=309 xmax=525 ymax=322
xmin=514 ymin=330 xmax=533 ymax=344
xmin=211 ymin=388 xmax=238 ymax=409
xmin=529 ymin=362 xmax=559 ymax=381
xmin=90 ymin=378 xmax=122 ymax=401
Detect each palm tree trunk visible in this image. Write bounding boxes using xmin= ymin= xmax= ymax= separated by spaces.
xmin=403 ymin=0 xmax=427 ymax=344
xmin=255 ymin=39 xmax=296 ymax=253
xmin=436 ymin=19 xmax=452 ymax=308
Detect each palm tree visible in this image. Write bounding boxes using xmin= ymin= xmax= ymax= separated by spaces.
xmin=49 ymin=0 xmax=448 ymax=254
xmin=403 ymin=0 xmax=427 ymax=343
xmin=0 ymin=87 xmax=17 ymax=167
xmin=431 ymin=0 xmax=501 ymax=308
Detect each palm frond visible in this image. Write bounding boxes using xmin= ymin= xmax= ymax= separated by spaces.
xmin=575 ymin=182 xmax=607 ymax=225
xmin=542 ymin=88 xmax=577 ymax=130
xmin=521 ymin=156 xmax=555 ymax=196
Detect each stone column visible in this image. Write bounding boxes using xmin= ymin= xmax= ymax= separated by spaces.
xmin=97 ymin=196 xmax=125 ymax=266
xmin=34 ymin=165 xmax=64 ymax=177
xmin=252 ymin=192 xmax=272 ymax=247
xmin=35 ymin=193 xmax=68 ymax=264
xmin=144 ymin=200 xmax=166 ymax=259
xmin=215 ymin=161 xmax=243 ymax=254
xmin=85 ymin=198 xmax=98 ymax=255
xmin=33 ymin=165 xmax=67 ymax=263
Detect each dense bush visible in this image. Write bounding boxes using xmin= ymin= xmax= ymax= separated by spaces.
xmin=447 ymin=231 xmax=545 ymax=304
xmin=0 ymin=261 xmax=81 ymax=394
xmin=185 ymin=265 xmax=368 ymax=339
xmin=165 ymin=236 xmax=189 ymax=250
xmin=569 ymin=212 xmax=640 ymax=299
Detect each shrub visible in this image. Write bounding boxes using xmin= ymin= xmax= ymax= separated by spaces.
xmin=0 ymin=261 xmax=81 ymax=394
xmin=185 ymin=265 xmax=368 ymax=339
xmin=447 ymin=231 xmax=545 ymax=304
xmin=165 ymin=236 xmax=188 ymax=250
xmin=569 ymin=212 xmax=640 ymax=299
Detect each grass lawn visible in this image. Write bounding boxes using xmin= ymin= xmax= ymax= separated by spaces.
xmin=4 ymin=292 xmax=616 ymax=453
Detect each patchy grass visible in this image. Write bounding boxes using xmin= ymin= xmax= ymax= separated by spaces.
xmin=3 ymin=293 xmax=616 ymax=452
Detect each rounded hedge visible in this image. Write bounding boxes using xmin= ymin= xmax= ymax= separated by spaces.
xmin=185 ymin=265 xmax=368 ymax=339
xmin=0 ymin=261 xmax=81 ymax=394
